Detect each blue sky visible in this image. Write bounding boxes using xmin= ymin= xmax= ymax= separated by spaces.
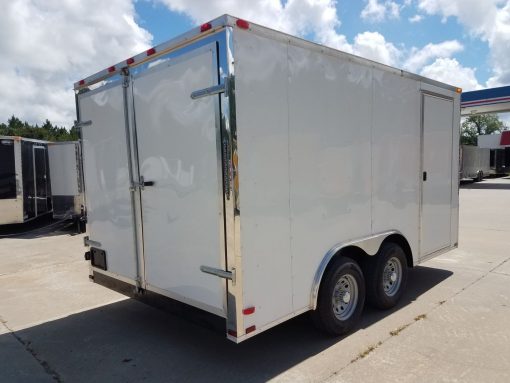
xmin=134 ymin=0 xmax=495 ymax=86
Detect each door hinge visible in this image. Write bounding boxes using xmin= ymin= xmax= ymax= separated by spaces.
xmin=84 ymin=236 xmax=101 ymax=247
xmin=74 ymin=120 xmax=92 ymax=129
xmin=200 ymin=266 xmax=236 ymax=285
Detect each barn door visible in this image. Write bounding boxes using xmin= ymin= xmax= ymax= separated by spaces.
xmin=132 ymin=44 xmax=227 ymax=316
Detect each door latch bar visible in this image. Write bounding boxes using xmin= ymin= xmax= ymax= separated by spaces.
xmin=200 ymin=265 xmax=235 ymax=284
xmin=190 ymin=83 xmax=226 ymax=100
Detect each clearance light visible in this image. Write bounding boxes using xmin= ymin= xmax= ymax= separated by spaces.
xmin=227 ymin=329 xmax=237 ymax=337
xmin=245 ymin=325 xmax=256 ymax=334
xmin=236 ymin=19 xmax=250 ymax=29
xmin=126 ymin=57 xmax=135 ymax=65
xmin=200 ymin=22 xmax=212 ymax=32
xmin=456 ymin=88 xmax=462 ymax=93
xmin=108 ymin=66 xmax=116 ymax=73
xmin=243 ymin=307 xmax=255 ymax=315
xmin=78 ymin=80 xmax=85 ymax=86
xmin=146 ymin=47 xmax=156 ymax=56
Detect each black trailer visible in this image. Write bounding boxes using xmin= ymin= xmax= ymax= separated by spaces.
xmin=0 ymin=136 xmax=52 ymax=224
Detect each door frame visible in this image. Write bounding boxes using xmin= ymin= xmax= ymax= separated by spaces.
xmin=32 ymin=145 xmax=48 ymax=216
xmin=419 ymin=91 xmax=454 ymax=260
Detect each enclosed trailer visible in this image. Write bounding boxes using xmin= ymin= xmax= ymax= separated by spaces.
xmin=76 ymin=15 xmax=460 ymax=343
xmin=48 ymin=141 xmax=86 ymax=230
xmin=0 ymin=136 xmax=52 ymax=225
xmin=459 ymin=145 xmax=491 ymax=181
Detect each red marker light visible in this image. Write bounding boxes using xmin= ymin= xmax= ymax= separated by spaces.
xmin=200 ymin=22 xmax=212 ymax=32
xmin=78 ymin=80 xmax=85 ymax=86
xmin=236 ymin=19 xmax=249 ymax=29
xmin=227 ymin=329 xmax=237 ymax=337
xmin=107 ymin=66 xmax=116 ymax=73
xmin=146 ymin=47 xmax=156 ymax=56
xmin=126 ymin=57 xmax=135 ymax=65
xmin=243 ymin=307 xmax=255 ymax=315
xmin=245 ymin=325 xmax=256 ymax=334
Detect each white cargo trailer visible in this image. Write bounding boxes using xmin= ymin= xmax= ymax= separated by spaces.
xmin=0 ymin=136 xmax=52 ymax=224
xmin=459 ymin=145 xmax=491 ymax=181
xmin=48 ymin=141 xmax=86 ymax=231
xmin=75 ymin=15 xmax=460 ymax=343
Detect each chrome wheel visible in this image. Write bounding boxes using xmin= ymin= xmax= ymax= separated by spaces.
xmin=383 ymin=256 xmax=402 ymax=297
xmin=332 ymin=274 xmax=358 ymax=320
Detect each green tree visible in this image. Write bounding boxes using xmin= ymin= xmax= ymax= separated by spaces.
xmin=0 ymin=115 xmax=77 ymax=141
xmin=461 ymin=114 xmax=506 ymax=145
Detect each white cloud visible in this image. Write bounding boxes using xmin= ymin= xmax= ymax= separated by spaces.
xmin=404 ymin=40 xmax=463 ymax=72
xmin=409 ymin=14 xmax=424 ymax=23
xmin=156 ymin=0 xmax=402 ymax=65
xmin=0 ymin=0 xmax=152 ymax=127
xmin=361 ymin=0 xmax=401 ymax=22
xmin=417 ymin=0 xmax=510 ymax=87
xmin=352 ymin=32 xmax=401 ymax=66
xmin=420 ymin=58 xmax=482 ymax=90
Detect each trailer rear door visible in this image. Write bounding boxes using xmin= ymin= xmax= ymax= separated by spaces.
xmin=78 ymin=84 xmax=139 ymax=281
xmin=132 ymin=44 xmax=226 ymax=316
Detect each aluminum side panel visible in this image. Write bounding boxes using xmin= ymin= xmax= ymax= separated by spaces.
xmin=48 ymin=143 xmax=80 ymax=196
xmin=132 ymin=46 xmax=226 ymax=316
xmin=234 ymin=30 xmax=293 ymax=328
xmin=78 ymin=85 xmax=137 ymax=280
xmin=371 ymin=70 xmax=421 ymax=263
xmin=287 ymin=43 xmax=372 ymax=311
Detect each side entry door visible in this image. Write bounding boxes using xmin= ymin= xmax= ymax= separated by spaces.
xmin=132 ymin=44 xmax=226 ymax=316
xmin=420 ymin=93 xmax=454 ymax=257
xmin=33 ymin=146 xmax=49 ymax=215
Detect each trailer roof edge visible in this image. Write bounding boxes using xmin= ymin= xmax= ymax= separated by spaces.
xmin=74 ymin=14 xmax=459 ymax=94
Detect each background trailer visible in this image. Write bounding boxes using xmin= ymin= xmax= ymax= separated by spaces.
xmin=459 ymin=145 xmax=491 ymax=181
xmin=76 ymin=15 xmax=460 ymax=343
xmin=48 ymin=141 xmax=86 ymax=231
xmin=0 ymin=136 xmax=52 ymax=225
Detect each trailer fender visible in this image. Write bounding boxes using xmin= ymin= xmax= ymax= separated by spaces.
xmin=310 ymin=230 xmax=405 ymax=310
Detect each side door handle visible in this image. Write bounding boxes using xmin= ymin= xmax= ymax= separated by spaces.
xmin=423 ymin=171 xmax=427 ymax=181
xmin=143 ymin=181 xmax=155 ymax=187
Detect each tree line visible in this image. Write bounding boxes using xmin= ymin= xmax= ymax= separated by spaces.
xmin=461 ymin=114 xmax=507 ymax=145
xmin=0 ymin=116 xmax=78 ymax=142
xmin=0 ymin=113 xmax=507 ymax=145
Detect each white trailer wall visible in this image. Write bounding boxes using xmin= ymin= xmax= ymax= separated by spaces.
xmin=233 ymin=28 xmax=457 ymax=332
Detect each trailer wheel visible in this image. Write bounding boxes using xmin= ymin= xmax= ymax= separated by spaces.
xmin=365 ymin=242 xmax=408 ymax=309
xmin=476 ymin=170 xmax=483 ymax=182
xmin=312 ymin=257 xmax=365 ymax=335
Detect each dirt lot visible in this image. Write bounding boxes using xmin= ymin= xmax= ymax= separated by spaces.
xmin=1 ymin=178 xmax=509 ymax=382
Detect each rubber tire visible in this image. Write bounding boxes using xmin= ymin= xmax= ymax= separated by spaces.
xmin=476 ymin=171 xmax=483 ymax=182
xmin=312 ymin=257 xmax=365 ymax=336
xmin=365 ymin=242 xmax=408 ymax=310
xmin=78 ymin=219 xmax=87 ymax=234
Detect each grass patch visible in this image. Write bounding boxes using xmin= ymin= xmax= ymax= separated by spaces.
xmin=350 ymin=341 xmax=383 ymax=363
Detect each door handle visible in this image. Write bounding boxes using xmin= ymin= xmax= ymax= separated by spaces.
xmin=423 ymin=171 xmax=427 ymax=181
xmin=143 ymin=181 xmax=154 ymax=187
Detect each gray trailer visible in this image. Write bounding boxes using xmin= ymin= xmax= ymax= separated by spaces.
xmin=0 ymin=136 xmax=52 ymax=224
xmin=460 ymin=145 xmax=491 ymax=181
xmin=48 ymin=141 xmax=86 ymax=231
